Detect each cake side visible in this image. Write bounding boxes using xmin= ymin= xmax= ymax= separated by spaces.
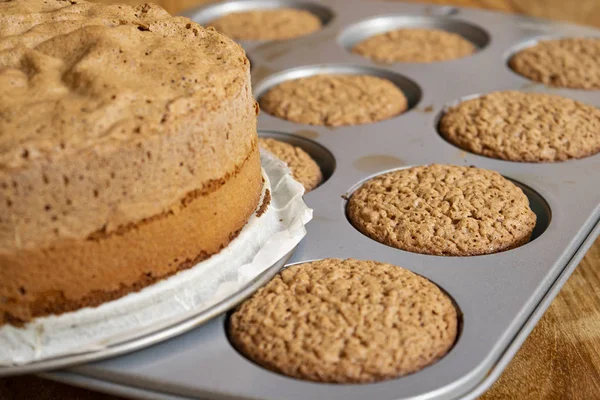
xmin=0 ymin=0 xmax=263 ymax=325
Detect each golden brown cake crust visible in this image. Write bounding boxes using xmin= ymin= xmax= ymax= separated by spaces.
xmin=258 ymin=138 xmax=322 ymax=192
xmin=439 ymin=91 xmax=600 ymax=162
xmin=229 ymin=258 xmax=458 ymax=383
xmin=509 ymin=38 xmax=600 ymax=89
xmin=0 ymin=0 xmax=262 ymax=325
xmin=347 ymin=165 xmax=536 ymax=256
xmin=209 ymin=8 xmax=322 ymax=41
xmin=352 ymin=28 xmax=476 ymax=63
xmin=259 ymin=74 xmax=408 ymax=127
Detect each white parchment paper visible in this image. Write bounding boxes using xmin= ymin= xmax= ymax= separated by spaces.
xmin=0 ymin=151 xmax=312 ymax=366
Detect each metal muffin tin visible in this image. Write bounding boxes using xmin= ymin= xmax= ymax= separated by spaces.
xmin=42 ymin=0 xmax=600 ymax=398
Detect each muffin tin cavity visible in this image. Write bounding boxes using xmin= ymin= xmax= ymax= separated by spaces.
xmin=254 ymin=64 xmax=422 ymax=122
xmin=344 ymin=166 xmax=550 ymax=256
xmin=506 ymin=36 xmax=600 ymax=89
xmin=258 ymin=130 xmax=336 ymax=190
xmin=226 ymin=258 xmax=461 ymax=383
xmin=436 ymin=91 xmax=600 ymax=162
xmin=339 ymin=16 xmax=489 ymax=59
xmin=187 ymin=0 xmax=334 ymax=33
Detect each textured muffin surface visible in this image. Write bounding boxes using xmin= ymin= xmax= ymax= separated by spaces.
xmin=0 ymin=0 xmax=262 ymax=325
xmin=229 ymin=258 xmax=458 ymax=383
xmin=258 ymin=138 xmax=322 ymax=192
xmin=347 ymin=165 xmax=536 ymax=256
xmin=352 ymin=28 xmax=476 ymax=63
xmin=439 ymin=91 xmax=600 ymax=162
xmin=259 ymin=74 xmax=408 ymax=126
xmin=209 ymin=8 xmax=322 ymax=41
xmin=509 ymin=38 xmax=600 ymax=89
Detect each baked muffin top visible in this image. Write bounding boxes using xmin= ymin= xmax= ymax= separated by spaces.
xmin=209 ymin=8 xmax=322 ymax=41
xmin=509 ymin=37 xmax=600 ymax=90
xmin=258 ymin=137 xmax=322 ymax=192
xmin=0 ymin=0 xmax=248 ymax=170
xmin=352 ymin=28 xmax=476 ymax=63
xmin=439 ymin=91 xmax=600 ymax=162
xmin=229 ymin=258 xmax=458 ymax=383
xmin=347 ymin=164 xmax=537 ymax=256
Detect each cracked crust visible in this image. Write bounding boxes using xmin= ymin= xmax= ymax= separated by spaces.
xmin=347 ymin=165 xmax=536 ymax=256
xmin=209 ymin=8 xmax=322 ymax=41
xmin=259 ymin=74 xmax=408 ymax=127
xmin=259 ymin=138 xmax=322 ymax=192
xmin=509 ymin=38 xmax=600 ymax=89
xmin=352 ymin=28 xmax=476 ymax=63
xmin=439 ymin=91 xmax=600 ymax=162
xmin=229 ymin=258 xmax=458 ymax=383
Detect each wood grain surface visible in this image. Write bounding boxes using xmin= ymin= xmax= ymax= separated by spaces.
xmin=1 ymin=0 xmax=599 ymax=399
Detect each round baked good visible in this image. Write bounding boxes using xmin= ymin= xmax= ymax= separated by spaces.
xmin=439 ymin=91 xmax=600 ymax=162
xmin=352 ymin=28 xmax=476 ymax=63
xmin=0 ymin=0 xmax=262 ymax=326
xmin=229 ymin=258 xmax=458 ymax=383
xmin=209 ymin=8 xmax=322 ymax=41
xmin=347 ymin=165 xmax=537 ymax=256
xmin=259 ymin=74 xmax=408 ymax=126
xmin=509 ymin=37 xmax=600 ymax=89
xmin=258 ymin=138 xmax=322 ymax=192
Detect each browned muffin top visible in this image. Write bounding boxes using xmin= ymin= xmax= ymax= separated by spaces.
xmin=258 ymin=138 xmax=322 ymax=192
xmin=352 ymin=28 xmax=476 ymax=63
xmin=347 ymin=164 xmax=536 ymax=256
xmin=259 ymin=74 xmax=408 ymax=126
xmin=209 ymin=8 xmax=322 ymax=41
xmin=439 ymin=91 xmax=600 ymax=162
xmin=509 ymin=37 xmax=600 ymax=89
xmin=229 ymin=258 xmax=458 ymax=383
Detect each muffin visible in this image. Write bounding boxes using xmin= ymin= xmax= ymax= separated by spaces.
xmin=509 ymin=37 xmax=600 ymax=89
xmin=439 ymin=91 xmax=600 ymax=162
xmin=229 ymin=258 xmax=458 ymax=383
xmin=347 ymin=164 xmax=536 ymax=256
xmin=259 ymin=138 xmax=322 ymax=192
xmin=259 ymin=74 xmax=408 ymax=126
xmin=209 ymin=8 xmax=322 ymax=41
xmin=352 ymin=28 xmax=476 ymax=63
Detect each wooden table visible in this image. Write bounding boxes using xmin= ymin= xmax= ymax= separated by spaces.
xmin=1 ymin=0 xmax=599 ymax=399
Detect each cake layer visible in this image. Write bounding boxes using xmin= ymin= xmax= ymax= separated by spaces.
xmin=0 ymin=148 xmax=262 ymax=325
xmin=0 ymin=0 xmax=256 ymax=252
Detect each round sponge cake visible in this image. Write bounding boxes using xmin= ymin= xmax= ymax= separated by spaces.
xmin=229 ymin=258 xmax=458 ymax=383
xmin=0 ymin=0 xmax=262 ymax=325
